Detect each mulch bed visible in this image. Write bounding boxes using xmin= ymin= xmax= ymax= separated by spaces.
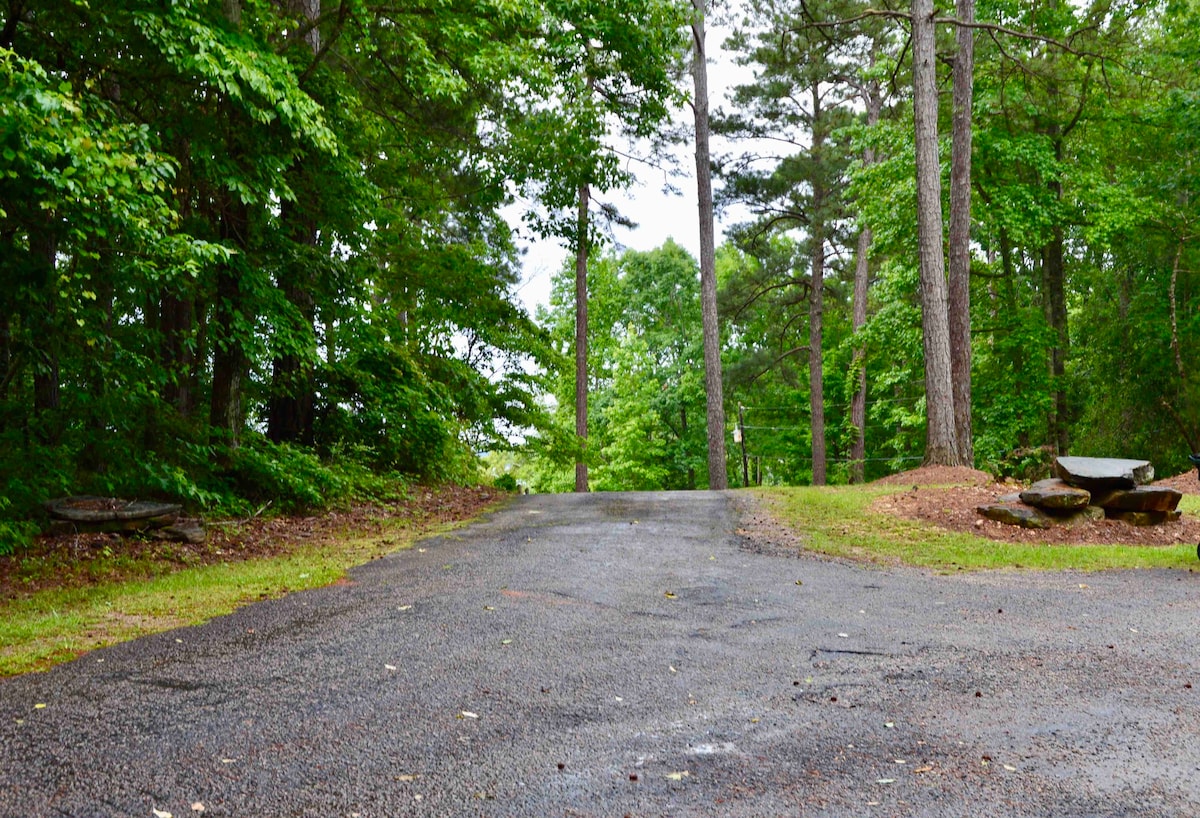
xmin=1 ymin=485 xmax=504 ymax=600
xmin=873 ymin=466 xmax=1200 ymax=546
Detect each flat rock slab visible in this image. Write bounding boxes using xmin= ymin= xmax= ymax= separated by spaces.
xmin=44 ymin=496 xmax=182 ymax=523
xmin=1054 ymin=456 xmax=1154 ymax=490
xmin=1019 ymin=478 xmax=1092 ymax=510
xmin=1048 ymin=504 xmax=1106 ymax=526
xmin=1106 ymin=509 xmax=1179 ymax=526
xmin=977 ymin=502 xmax=1053 ymax=529
xmin=1092 ymin=486 xmax=1183 ymax=513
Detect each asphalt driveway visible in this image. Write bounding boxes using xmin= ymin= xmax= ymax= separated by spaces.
xmin=2 ymin=490 xmax=1199 ymax=816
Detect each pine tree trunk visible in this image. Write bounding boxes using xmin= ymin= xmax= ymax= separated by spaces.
xmin=911 ymin=0 xmax=959 ymax=466
xmin=850 ymin=73 xmax=882 ymax=484
xmin=574 ymin=183 xmax=590 ymax=493
xmin=948 ymin=0 xmax=975 ymax=466
xmin=809 ymin=233 xmax=826 ymax=485
xmin=850 ymin=225 xmax=871 ymax=483
xmin=692 ymin=0 xmax=728 ymax=490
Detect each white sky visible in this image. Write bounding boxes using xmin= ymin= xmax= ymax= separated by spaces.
xmin=510 ymin=21 xmax=755 ymax=315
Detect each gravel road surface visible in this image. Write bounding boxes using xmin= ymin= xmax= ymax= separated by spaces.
xmin=3 ymin=490 xmax=1200 ymax=817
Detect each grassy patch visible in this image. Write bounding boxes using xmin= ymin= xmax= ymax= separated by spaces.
xmin=0 ymin=506 xmax=501 ymax=677
xmin=756 ymin=486 xmax=1198 ymax=572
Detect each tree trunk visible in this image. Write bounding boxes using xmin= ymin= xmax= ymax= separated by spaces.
xmin=809 ymin=236 xmax=826 ymax=485
xmin=1043 ymin=221 xmax=1069 ymax=455
xmin=268 ymin=205 xmax=318 ymax=445
xmin=574 ymin=183 xmax=590 ymax=493
xmin=209 ymin=198 xmax=250 ymax=448
xmin=948 ymin=0 xmax=975 ymax=465
xmin=911 ymin=0 xmax=959 ymax=466
xmin=31 ymin=230 xmax=59 ymax=430
xmin=692 ymin=0 xmax=728 ymax=490
xmin=681 ymin=406 xmax=696 ymax=489
xmin=268 ymin=0 xmax=321 ymax=446
xmin=0 ymin=311 xmax=9 ymax=402
xmin=807 ymin=83 xmax=827 ymax=485
xmin=850 ymin=72 xmax=882 ymax=484
xmin=850 ymin=225 xmax=871 ymax=484
xmin=161 ymin=294 xmax=197 ymax=418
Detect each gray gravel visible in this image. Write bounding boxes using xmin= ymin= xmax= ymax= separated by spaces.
xmin=3 ymin=490 xmax=1200 ymax=817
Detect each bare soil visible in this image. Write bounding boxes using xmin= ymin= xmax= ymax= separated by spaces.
xmin=874 ymin=466 xmax=1200 ymax=545
xmin=1 ymin=485 xmax=505 ymax=600
xmin=871 ymin=464 xmax=996 ymax=487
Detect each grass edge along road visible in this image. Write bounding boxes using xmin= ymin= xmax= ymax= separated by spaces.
xmin=6 ymin=484 xmax=1198 ymax=678
xmin=757 ymin=485 xmax=1200 ymax=572
xmin=0 ymin=492 xmax=510 ymax=678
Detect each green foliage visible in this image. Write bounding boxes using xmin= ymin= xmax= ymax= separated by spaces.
xmin=0 ymin=0 xmax=684 ymax=540
xmin=527 ymin=242 xmax=710 ymax=491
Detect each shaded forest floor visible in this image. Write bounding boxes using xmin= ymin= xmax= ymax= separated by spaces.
xmin=1 ymin=485 xmax=506 ymax=601
xmin=876 ymin=466 xmax=1200 ymax=546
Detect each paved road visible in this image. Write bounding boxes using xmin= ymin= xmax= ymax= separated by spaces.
xmin=3 ymin=491 xmax=1200 ymax=817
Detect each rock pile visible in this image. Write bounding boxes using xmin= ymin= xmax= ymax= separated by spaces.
xmin=44 ymin=495 xmax=206 ymax=543
xmin=977 ymin=456 xmax=1183 ymax=530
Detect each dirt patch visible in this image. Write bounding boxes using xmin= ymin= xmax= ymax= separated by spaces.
xmin=1 ymin=485 xmax=505 ymax=600
xmin=732 ymin=494 xmax=808 ymax=557
xmin=876 ymin=483 xmax=1200 ymax=545
xmin=872 ymin=465 xmax=996 ymax=487
xmin=1154 ymin=470 xmax=1200 ymax=494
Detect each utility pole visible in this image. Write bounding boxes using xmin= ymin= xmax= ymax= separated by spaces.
xmin=737 ymin=404 xmax=749 ymax=488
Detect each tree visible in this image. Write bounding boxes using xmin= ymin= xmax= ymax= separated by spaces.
xmin=910 ymin=0 xmax=959 ymax=466
xmin=948 ymin=0 xmax=976 ymax=464
xmin=718 ymin=0 xmax=864 ymax=484
xmin=531 ymin=242 xmax=710 ymax=492
xmin=691 ymin=0 xmax=730 ymax=489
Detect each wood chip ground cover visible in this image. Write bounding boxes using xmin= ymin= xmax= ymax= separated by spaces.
xmin=873 ymin=467 xmax=1200 ymax=546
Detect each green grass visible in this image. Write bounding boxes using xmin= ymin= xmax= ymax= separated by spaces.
xmin=0 ymin=514 xmax=496 ymax=678
xmin=756 ymin=485 xmax=1199 ymax=572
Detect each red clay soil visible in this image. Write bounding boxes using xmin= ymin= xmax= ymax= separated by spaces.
xmin=1 ymin=485 xmax=505 ymax=600
xmin=874 ymin=467 xmax=1200 ymax=546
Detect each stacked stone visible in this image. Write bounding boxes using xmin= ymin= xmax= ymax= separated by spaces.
xmin=977 ymin=456 xmax=1183 ymax=530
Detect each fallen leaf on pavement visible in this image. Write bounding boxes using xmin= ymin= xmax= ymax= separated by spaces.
xmin=664 ymin=591 xmax=677 ymax=599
